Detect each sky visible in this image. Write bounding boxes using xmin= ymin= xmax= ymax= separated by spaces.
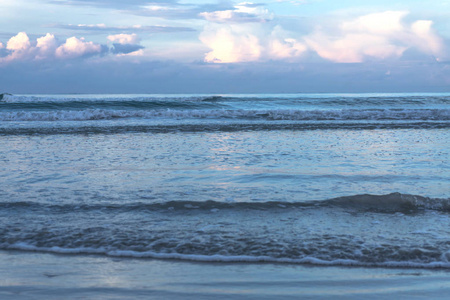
xmin=1 ymin=0 xmax=450 ymax=93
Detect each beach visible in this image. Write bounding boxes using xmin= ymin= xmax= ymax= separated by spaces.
xmin=2 ymin=250 xmax=450 ymax=299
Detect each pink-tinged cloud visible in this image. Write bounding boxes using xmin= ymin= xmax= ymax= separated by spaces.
xmin=305 ymin=11 xmax=444 ymax=63
xmin=200 ymin=25 xmax=262 ymax=63
xmin=200 ymin=9 xmax=445 ymax=64
xmin=107 ymin=33 xmax=140 ymax=45
xmin=200 ymin=24 xmax=307 ymax=63
xmin=0 ymin=32 xmax=105 ymax=65
xmin=1 ymin=32 xmax=32 ymax=62
xmin=341 ymin=11 xmax=408 ymax=35
xmin=410 ymin=20 xmax=443 ymax=56
xmin=199 ymin=3 xmax=273 ymax=23
xmin=6 ymin=32 xmax=31 ymax=51
xmin=36 ymin=33 xmax=58 ymax=60
xmin=55 ymin=37 xmax=102 ymax=59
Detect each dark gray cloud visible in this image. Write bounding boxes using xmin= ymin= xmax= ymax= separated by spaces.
xmin=111 ymin=43 xmax=144 ymax=54
xmin=0 ymin=48 xmax=10 ymax=58
xmin=48 ymin=24 xmax=196 ymax=34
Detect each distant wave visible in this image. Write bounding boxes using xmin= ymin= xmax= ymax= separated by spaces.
xmin=2 ymin=93 xmax=450 ymax=106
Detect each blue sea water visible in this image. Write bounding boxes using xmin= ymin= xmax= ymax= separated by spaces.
xmin=0 ymin=93 xmax=449 ymax=268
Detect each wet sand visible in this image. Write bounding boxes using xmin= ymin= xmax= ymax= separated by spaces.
xmin=1 ymin=250 xmax=449 ymax=299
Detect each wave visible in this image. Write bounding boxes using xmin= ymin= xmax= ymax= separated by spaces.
xmin=4 ymin=243 xmax=450 ymax=269
xmin=0 ymin=108 xmax=448 ymax=122
xmin=2 ymin=193 xmax=449 ymax=213
xmin=1 ymin=122 xmax=448 ymax=135
xmin=0 ymin=94 xmax=229 ymax=104
xmin=2 ymin=193 xmax=449 ymax=269
xmin=2 ymin=93 xmax=450 ymax=104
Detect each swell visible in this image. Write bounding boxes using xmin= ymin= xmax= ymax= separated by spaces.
xmin=2 ymin=193 xmax=449 ymax=213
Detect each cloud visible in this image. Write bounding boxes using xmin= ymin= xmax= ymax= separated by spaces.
xmin=0 ymin=32 xmax=105 ymax=64
xmin=6 ymin=32 xmax=31 ymax=52
xmin=1 ymin=32 xmax=33 ymax=62
xmin=111 ymin=44 xmax=144 ymax=55
xmin=48 ymin=0 xmax=177 ymax=9
xmin=305 ymin=11 xmax=444 ymax=63
xmin=36 ymin=33 xmax=58 ymax=59
xmin=50 ymin=23 xmax=195 ymax=33
xmin=200 ymin=25 xmax=262 ymax=63
xmin=200 ymin=23 xmax=307 ymax=63
xmin=107 ymin=33 xmax=140 ymax=45
xmin=107 ymin=33 xmax=144 ymax=55
xmin=55 ymin=36 xmax=103 ymax=59
xmin=199 ymin=2 xmax=273 ymax=23
xmin=410 ymin=20 xmax=443 ymax=56
xmin=276 ymin=0 xmax=309 ymax=4
xmin=200 ymin=9 xmax=446 ymax=64
xmin=199 ymin=4 xmax=306 ymax=63
xmin=128 ymin=2 xmax=234 ymax=20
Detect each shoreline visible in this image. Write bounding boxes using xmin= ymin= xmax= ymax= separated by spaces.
xmin=1 ymin=250 xmax=449 ymax=299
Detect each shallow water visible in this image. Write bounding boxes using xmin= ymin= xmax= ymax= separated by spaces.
xmin=1 ymin=251 xmax=450 ymax=300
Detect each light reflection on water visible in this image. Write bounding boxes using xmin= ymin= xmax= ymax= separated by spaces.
xmin=0 ymin=128 xmax=447 ymax=205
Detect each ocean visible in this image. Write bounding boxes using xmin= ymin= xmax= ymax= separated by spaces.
xmin=0 ymin=93 xmax=449 ymax=272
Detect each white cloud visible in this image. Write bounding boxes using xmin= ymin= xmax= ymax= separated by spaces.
xmin=200 ymin=2 xmax=273 ymax=23
xmin=0 ymin=32 xmax=104 ymax=64
xmin=410 ymin=20 xmax=443 ymax=56
xmin=0 ymin=42 xmax=3 ymax=49
xmin=0 ymin=32 xmax=33 ymax=63
xmin=276 ymin=0 xmax=309 ymax=4
xmin=107 ymin=33 xmax=140 ymax=45
xmin=6 ymin=32 xmax=31 ymax=52
xmin=55 ymin=37 xmax=102 ymax=59
xmin=200 ymin=8 xmax=445 ymax=64
xmin=200 ymin=23 xmax=307 ymax=63
xmin=200 ymin=25 xmax=262 ymax=63
xmin=341 ymin=11 xmax=408 ymax=35
xmin=36 ymin=33 xmax=58 ymax=59
xmin=305 ymin=11 xmax=444 ymax=63
xmin=199 ymin=5 xmax=306 ymax=63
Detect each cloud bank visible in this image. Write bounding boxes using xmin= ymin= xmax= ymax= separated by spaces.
xmin=0 ymin=32 xmax=105 ymax=64
xmin=305 ymin=11 xmax=444 ymax=63
xmin=0 ymin=32 xmax=148 ymax=64
xmin=199 ymin=7 xmax=445 ymax=64
xmin=199 ymin=3 xmax=306 ymax=63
